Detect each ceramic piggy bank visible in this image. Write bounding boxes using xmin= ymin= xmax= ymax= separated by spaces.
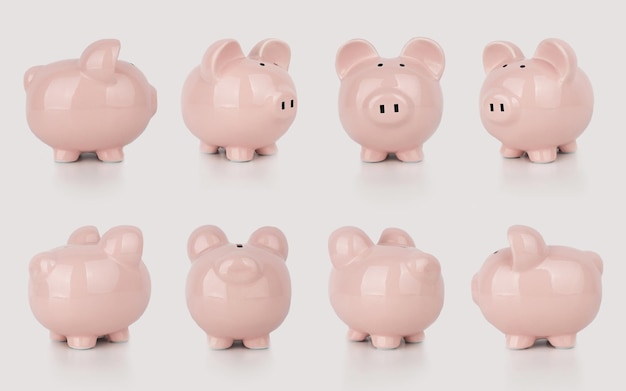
xmin=28 ymin=226 xmax=151 ymax=349
xmin=472 ymin=225 xmax=602 ymax=349
xmin=328 ymin=227 xmax=444 ymax=349
xmin=186 ymin=226 xmax=291 ymax=349
xmin=181 ymin=39 xmax=297 ymax=162
xmin=336 ymin=38 xmax=445 ymax=162
xmin=480 ymin=39 xmax=593 ymax=163
xmin=24 ymin=39 xmax=157 ymax=162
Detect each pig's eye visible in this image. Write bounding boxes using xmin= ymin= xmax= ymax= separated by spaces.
xmin=377 ymin=63 xmax=383 ymax=67
xmin=259 ymin=62 xmax=265 ymax=66
xmin=520 ymin=64 xmax=526 ymax=68
xmin=493 ymin=250 xmax=499 ymax=254
xmin=502 ymin=64 xmax=508 ymax=68
xmin=399 ymin=63 xmax=405 ymax=67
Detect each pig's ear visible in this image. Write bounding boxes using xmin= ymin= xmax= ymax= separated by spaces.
xmin=23 ymin=66 xmax=42 ymax=91
xmin=406 ymin=253 xmax=441 ymax=280
xmin=483 ymin=41 xmax=524 ymax=74
xmin=336 ymin=39 xmax=378 ymax=80
xmin=249 ymin=39 xmax=291 ymax=71
xmin=534 ymin=38 xmax=577 ymax=83
xmin=328 ymin=226 xmax=373 ymax=268
xmin=400 ymin=37 xmax=445 ymax=81
xmin=507 ymin=225 xmax=547 ymax=271
xmin=79 ymin=39 xmax=120 ymax=82
xmin=67 ymin=226 xmax=100 ymax=245
xmin=101 ymin=226 xmax=143 ymax=266
xmin=187 ymin=225 xmax=228 ymax=262
xmin=585 ymin=251 xmax=603 ymax=274
xmin=378 ymin=228 xmax=415 ymax=247
xmin=248 ymin=226 xmax=288 ymax=261
xmin=200 ymin=39 xmax=245 ymax=80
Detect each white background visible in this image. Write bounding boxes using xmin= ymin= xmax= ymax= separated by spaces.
xmin=1 ymin=1 xmax=622 ymax=390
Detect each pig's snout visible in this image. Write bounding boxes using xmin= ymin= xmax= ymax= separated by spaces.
xmin=366 ymin=90 xmax=411 ymax=125
xmin=482 ymin=91 xmax=519 ymax=124
xmin=217 ymin=255 xmax=262 ymax=284
xmin=275 ymin=92 xmax=297 ymax=119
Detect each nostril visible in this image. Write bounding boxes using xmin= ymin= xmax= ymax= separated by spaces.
xmin=281 ymin=101 xmax=285 ymax=110
xmin=394 ymin=104 xmax=399 ymax=113
xmin=379 ymin=105 xmax=385 ymax=114
xmin=490 ymin=103 xmax=494 ymax=112
xmin=236 ymin=244 xmax=243 ymax=248
xmin=290 ymin=99 xmax=294 ymax=108
xmin=500 ymin=103 xmax=504 ymax=112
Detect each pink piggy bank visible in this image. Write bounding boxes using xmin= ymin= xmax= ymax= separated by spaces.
xmin=479 ymin=39 xmax=593 ymax=163
xmin=472 ymin=225 xmax=602 ymax=349
xmin=181 ymin=39 xmax=297 ymax=162
xmin=28 ymin=226 xmax=151 ymax=349
xmin=336 ymin=38 xmax=445 ymax=162
xmin=328 ymin=227 xmax=444 ymax=349
xmin=186 ymin=226 xmax=291 ymax=349
xmin=24 ymin=39 xmax=157 ymax=162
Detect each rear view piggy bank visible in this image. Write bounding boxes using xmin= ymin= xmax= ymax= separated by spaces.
xmin=186 ymin=226 xmax=291 ymax=349
xmin=24 ymin=39 xmax=157 ymax=162
xmin=181 ymin=39 xmax=297 ymax=162
xmin=336 ymin=38 xmax=445 ymax=162
xmin=472 ymin=225 xmax=602 ymax=349
xmin=479 ymin=39 xmax=593 ymax=163
xmin=328 ymin=227 xmax=444 ymax=349
xmin=28 ymin=226 xmax=151 ymax=349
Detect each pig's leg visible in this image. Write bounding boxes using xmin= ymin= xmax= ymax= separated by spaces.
xmin=404 ymin=331 xmax=425 ymax=343
xmin=225 ymin=147 xmax=255 ymax=162
xmin=67 ymin=336 xmax=98 ymax=349
xmin=243 ymin=335 xmax=270 ymax=349
xmin=548 ymin=334 xmax=576 ymax=349
xmin=54 ymin=149 xmax=81 ymax=162
xmin=370 ymin=335 xmax=402 ymax=349
xmin=500 ymin=145 xmax=524 ymax=158
xmin=207 ymin=335 xmax=234 ymax=349
xmin=49 ymin=331 xmax=66 ymax=341
xmin=396 ymin=147 xmax=424 ymax=163
xmin=256 ymin=143 xmax=277 ymax=156
xmin=361 ymin=147 xmax=388 ymax=162
xmin=505 ymin=334 xmax=535 ymax=349
xmin=558 ymin=141 xmax=577 ymax=153
xmin=108 ymin=328 xmax=129 ymax=343
xmin=200 ymin=142 xmax=219 ymax=154
xmin=527 ymin=148 xmax=557 ymax=163
xmin=97 ymin=148 xmax=124 ymax=162
xmin=347 ymin=329 xmax=368 ymax=342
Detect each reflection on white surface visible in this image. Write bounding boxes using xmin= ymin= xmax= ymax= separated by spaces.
xmin=356 ymin=157 xmax=432 ymax=199
xmin=196 ymin=151 xmax=278 ymax=186
xmin=499 ymin=153 xmax=584 ymax=195
xmin=53 ymin=154 xmax=124 ymax=185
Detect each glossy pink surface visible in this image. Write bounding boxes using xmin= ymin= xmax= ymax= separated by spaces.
xmin=28 ymin=226 xmax=151 ymax=349
xmin=472 ymin=225 xmax=603 ymax=349
xmin=181 ymin=39 xmax=297 ymax=162
xmin=479 ymin=39 xmax=593 ymax=163
xmin=336 ymin=38 xmax=445 ymax=162
xmin=328 ymin=227 xmax=444 ymax=349
xmin=186 ymin=226 xmax=291 ymax=349
xmin=24 ymin=39 xmax=157 ymax=162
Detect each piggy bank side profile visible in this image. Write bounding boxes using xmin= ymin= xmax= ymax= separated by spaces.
xmin=181 ymin=39 xmax=297 ymax=162
xmin=336 ymin=38 xmax=445 ymax=162
xmin=186 ymin=226 xmax=291 ymax=349
xmin=479 ymin=38 xmax=593 ymax=163
xmin=24 ymin=39 xmax=157 ymax=162
xmin=28 ymin=226 xmax=151 ymax=349
xmin=472 ymin=225 xmax=602 ymax=349
xmin=328 ymin=227 xmax=444 ymax=349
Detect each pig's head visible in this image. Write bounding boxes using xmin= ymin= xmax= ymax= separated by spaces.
xmin=480 ymin=39 xmax=581 ymax=134
xmin=336 ymin=38 xmax=444 ymax=135
xmin=188 ymin=226 xmax=288 ymax=285
xmin=329 ymin=226 xmax=441 ymax=282
xmin=199 ymin=39 xmax=297 ymax=129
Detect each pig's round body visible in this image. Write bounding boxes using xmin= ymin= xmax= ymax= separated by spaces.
xmin=186 ymin=244 xmax=291 ymax=342
xmin=338 ymin=60 xmax=443 ymax=155
xmin=480 ymin=57 xmax=593 ymax=155
xmin=329 ymin=246 xmax=444 ymax=339
xmin=473 ymin=247 xmax=602 ymax=340
xmin=25 ymin=60 xmax=157 ymax=156
xmin=28 ymin=247 xmax=151 ymax=342
xmin=181 ymin=59 xmax=297 ymax=155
